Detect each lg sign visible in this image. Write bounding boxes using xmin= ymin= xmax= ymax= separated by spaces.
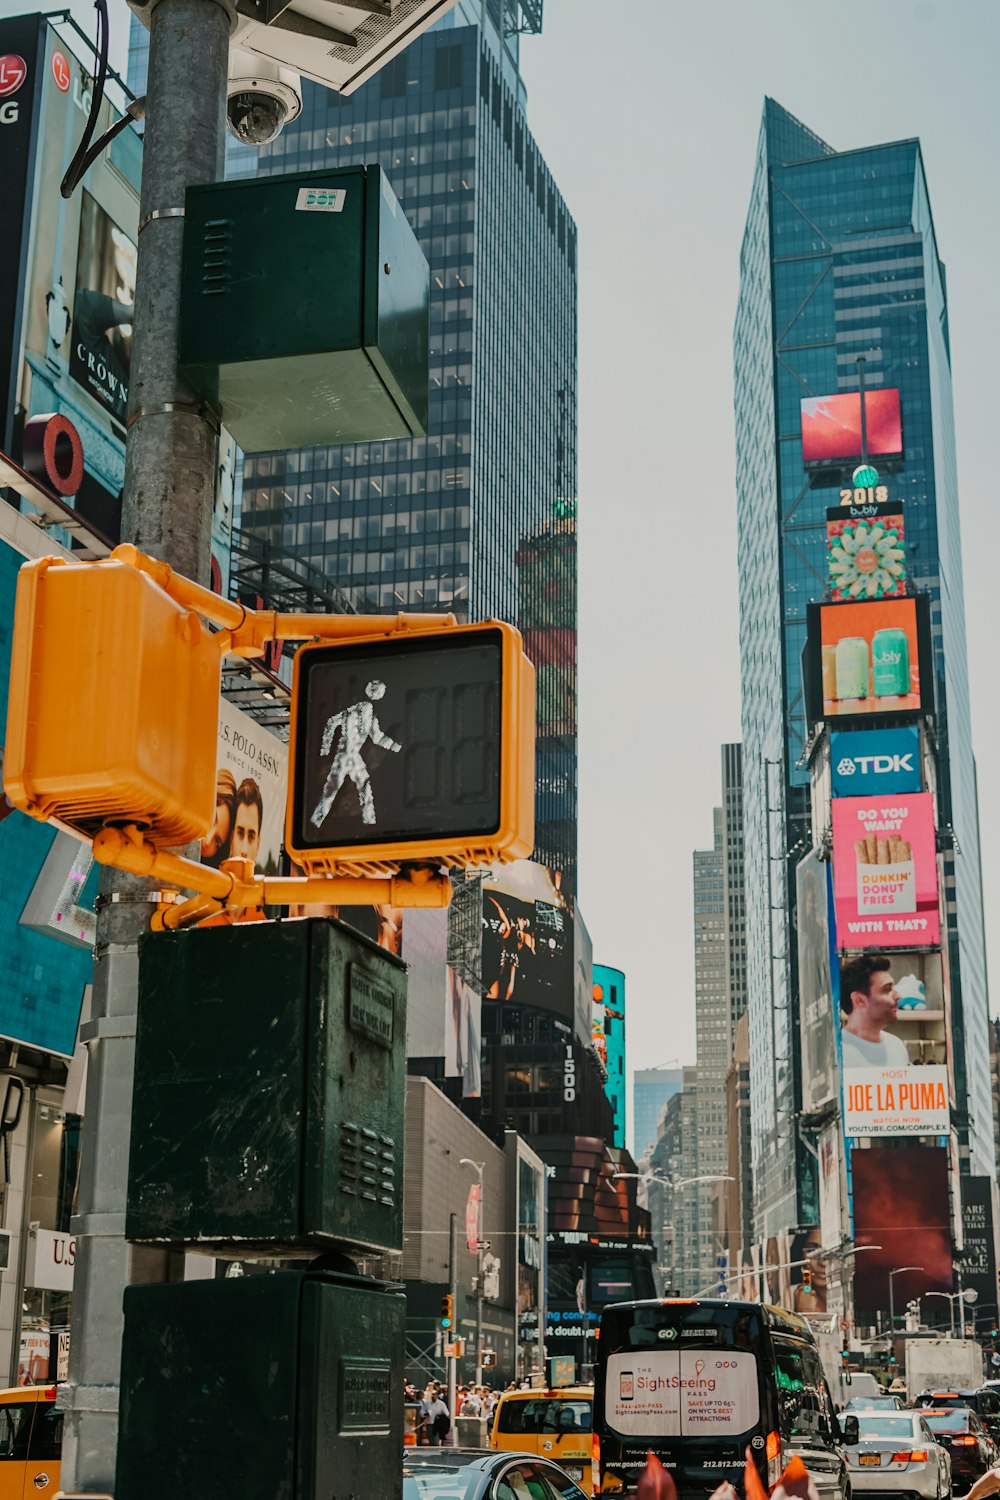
xmin=830 ymin=727 xmax=921 ymax=798
xmin=0 ymin=53 xmax=26 ymax=122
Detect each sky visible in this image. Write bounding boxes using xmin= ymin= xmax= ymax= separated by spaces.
xmin=37 ymin=0 xmax=1000 ymax=1133
xmin=515 ymin=1 xmax=1000 ymax=1108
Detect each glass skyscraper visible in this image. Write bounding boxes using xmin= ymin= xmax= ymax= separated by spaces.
xmin=735 ymin=99 xmax=992 ymax=1236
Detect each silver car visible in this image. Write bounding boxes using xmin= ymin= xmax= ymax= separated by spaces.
xmin=846 ymin=1411 xmax=952 ymax=1500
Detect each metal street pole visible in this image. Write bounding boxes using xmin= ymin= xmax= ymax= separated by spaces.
xmin=59 ymin=0 xmax=229 ymax=1489
xmin=448 ymin=1212 xmax=458 ymax=1439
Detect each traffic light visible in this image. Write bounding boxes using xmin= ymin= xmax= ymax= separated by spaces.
xmin=440 ymin=1294 xmax=454 ymax=1330
xmin=482 ymin=1349 xmax=497 ymax=1368
xmin=801 ymin=1263 xmax=813 ymax=1292
xmin=287 ymin=622 xmax=535 ymax=876
xmin=4 ymin=555 xmax=220 ymax=847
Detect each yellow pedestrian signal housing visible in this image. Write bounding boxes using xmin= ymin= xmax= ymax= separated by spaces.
xmin=286 ymin=621 xmax=535 ymax=877
xmin=440 ymin=1294 xmax=454 ymax=1329
xmin=4 ymin=555 xmax=220 ymax=847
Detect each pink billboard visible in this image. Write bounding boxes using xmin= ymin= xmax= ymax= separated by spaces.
xmin=832 ymin=793 xmax=940 ymax=948
xmin=801 ymin=388 xmax=902 ymax=464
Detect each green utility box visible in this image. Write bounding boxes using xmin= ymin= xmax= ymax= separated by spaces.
xmin=178 ymin=166 xmax=429 ymax=452
xmin=127 ymin=918 xmax=406 ymax=1255
xmin=116 ymin=1269 xmax=404 ymax=1500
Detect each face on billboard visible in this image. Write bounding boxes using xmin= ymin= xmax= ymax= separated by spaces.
xmin=830 ymin=727 xmax=921 ymax=798
xmin=69 ymin=191 xmax=136 ymax=430
xmin=203 ymin=696 xmax=288 ymax=878
xmin=817 ymin=599 xmax=923 ymax=719
xmin=852 ymin=1147 xmax=951 ymax=1313
xmin=801 ymin=388 xmax=902 ymax=464
xmin=832 ymin=793 xmax=940 ymax=948
xmin=839 ymin=951 xmax=948 ymax=1136
xmin=827 ymin=508 xmax=906 ymax=601
xmin=481 ymin=860 xmax=573 ymax=1019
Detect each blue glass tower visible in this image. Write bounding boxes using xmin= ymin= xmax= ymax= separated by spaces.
xmin=735 ymin=100 xmax=992 ymax=1236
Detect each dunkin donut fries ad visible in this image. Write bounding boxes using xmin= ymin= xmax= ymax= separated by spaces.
xmin=832 ymin=793 xmax=940 ymax=947
xmin=604 ymin=1352 xmax=759 ymax=1438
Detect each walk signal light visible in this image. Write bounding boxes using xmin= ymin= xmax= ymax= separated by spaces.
xmin=4 ymin=556 xmax=219 ymax=847
xmin=440 ymin=1294 xmax=454 ymax=1330
xmin=287 ymin=622 xmax=535 ymax=877
xmin=802 ymin=1264 xmax=813 ymax=1292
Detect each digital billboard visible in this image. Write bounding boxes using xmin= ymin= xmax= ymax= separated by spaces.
xmin=959 ymin=1178 xmax=998 ymax=1319
xmin=827 ymin=504 xmax=906 ymax=601
xmin=829 ymin=727 xmax=921 ymax=799
xmin=839 ymin=950 xmax=949 ymax=1137
xmin=852 ymin=1146 xmax=952 ymax=1314
xmin=444 ymin=963 xmax=481 ymax=1098
xmin=807 ymin=597 xmax=931 ymax=722
xmin=801 ymin=388 xmax=902 ymax=464
xmin=832 ymin=793 xmax=940 ymax=948
xmin=481 ymin=859 xmax=574 ymax=1021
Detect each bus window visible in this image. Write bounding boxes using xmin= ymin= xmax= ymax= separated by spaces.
xmin=773 ymin=1339 xmax=834 ymax=1444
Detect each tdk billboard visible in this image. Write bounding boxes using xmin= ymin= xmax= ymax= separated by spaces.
xmin=830 ymin=727 xmax=921 ymax=798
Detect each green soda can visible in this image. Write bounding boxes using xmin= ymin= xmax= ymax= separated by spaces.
xmin=835 ymin=636 xmax=869 ymax=700
xmin=872 ymin=626 xmax=910 ymax=696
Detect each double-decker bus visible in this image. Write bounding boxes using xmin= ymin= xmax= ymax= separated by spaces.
xmin=593 ymin=1297 xmax=851 ymax=1497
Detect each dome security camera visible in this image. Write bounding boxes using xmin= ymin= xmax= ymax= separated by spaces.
xmin=226 ymin=48 xmax=302 ymax=147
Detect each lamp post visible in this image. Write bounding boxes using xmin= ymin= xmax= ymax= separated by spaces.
xmin=614 ymin=1172 xmax=735 ymax=1294
xmin=460 ymin=1158 xmax=485 ymax=1385
xmin=925 ymin=1287 xmax=978 ymax=1338
xmin=888 ymin=1266 xmax=924 ymax=1342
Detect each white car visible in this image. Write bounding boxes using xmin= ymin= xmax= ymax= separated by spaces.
xmin=845 ymin=1411 xmax=952 ymax=1500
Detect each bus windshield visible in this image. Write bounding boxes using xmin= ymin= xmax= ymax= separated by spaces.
xmin=598 ymin=1300 xmax=767 ymax=1445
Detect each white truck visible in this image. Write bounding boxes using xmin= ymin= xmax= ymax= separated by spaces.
xmin=905 ymin=1338 xmax=984 ymax=1401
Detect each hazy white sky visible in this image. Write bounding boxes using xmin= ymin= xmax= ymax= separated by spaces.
xmin=517 ymin=1 xmax=1000 ymax=1097
xmin=39 ymin=0 xmax=1000 ymax=1120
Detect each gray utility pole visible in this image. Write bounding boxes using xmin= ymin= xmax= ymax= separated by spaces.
xmin=448 ymin=1212 xmax=458 ymax=1440
xmin=59 ymin=0 xmax=229 ymax=1490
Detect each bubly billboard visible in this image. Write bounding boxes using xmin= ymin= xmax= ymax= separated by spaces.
xmin=832 ymin=793 xmax=940 ymax=948
xmin=806 ymin=596 xmax=932 ymax=723
xmin=829 ymin=728 xmax=921 ymax=798
xmin=801 ymin=388 xmax=902 ymax=464
xmin=827 ymin=504 xmax=906 ymax=601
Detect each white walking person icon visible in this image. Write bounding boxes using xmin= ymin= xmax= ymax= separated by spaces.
xmin=310 ymin=679 xmax=401 ymax=829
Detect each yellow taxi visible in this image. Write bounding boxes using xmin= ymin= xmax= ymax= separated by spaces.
xmin=490 ymin=1386 xmax=595 ymax=1494
xmin=0 ymin=1385 xmax=62 ymax=1499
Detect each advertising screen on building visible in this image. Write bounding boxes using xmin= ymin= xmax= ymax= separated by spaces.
xmin=839 ymin=950 xmax=948 ymax=1137
xmin=796 ymin=852 xmax=838 ymax=1116
xmin=832 ymin=793 xmax=940 ymax=948
xmin=808 ymin=598 xmax=930 ymax=722
xmin=829 ymin=727 xmax=921 ymax=799
xmin=852 ymin=1147 xmax=952 ymax=1313
xmin=960 ymin=1178 xmax=998 ymax=1319
xmin=827 ymin=504 xmax=906 ymax=601
xmin=481 ymin=860 xmax=573 ymax=1021
xmin=801 ymin=388 xmax=902 ymax=464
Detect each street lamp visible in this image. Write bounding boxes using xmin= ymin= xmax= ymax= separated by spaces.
xmin=614 ymin=1173 xmax=735 ymax=1293
xmin=925 ymin=1287 xmax=978 ymax=1338
xmin=888 ymin=1267 xmax=924 ymax=1339
xmin=459 ymin=1158 xmax=486 ymax=1385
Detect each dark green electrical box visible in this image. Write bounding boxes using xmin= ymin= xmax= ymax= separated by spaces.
xmin=127 ymin=918 xmax=406 ymax=1255
xmin=178 ymin=166 xmax=429 ymax=453
xmin=117 ymin=1270 xmax=404 ymax=1500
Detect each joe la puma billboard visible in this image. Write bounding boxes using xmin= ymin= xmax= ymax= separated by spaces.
xmin=829 ymin=727 xmax=921 ymax=798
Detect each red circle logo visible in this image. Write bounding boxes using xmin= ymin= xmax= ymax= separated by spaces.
xmin=0 ymin=55 xmax=27 ymax=98
xmin=51 ymin=50 xmax=70 ymax=93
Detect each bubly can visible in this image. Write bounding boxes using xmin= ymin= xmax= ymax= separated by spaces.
xmin=835 ymin=636 xmax=869 ymax=700
xmin=872 ymin=626 xmax=910 ymax=696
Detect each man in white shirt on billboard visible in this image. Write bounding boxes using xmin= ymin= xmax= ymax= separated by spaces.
xmin=840 ymin=954 xmax=910 ymax=1069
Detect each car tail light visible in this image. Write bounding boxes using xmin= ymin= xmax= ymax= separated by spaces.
xmin=43 ymin=1385 xmax=57 ymax=1400
xmin=766 ymin=1431 xmax=781 ymax=1461
xmin=908 ymin=1452 xmax=929 ymax=1462
xmin=951 ymin=1435 xmax=977 ymax=1446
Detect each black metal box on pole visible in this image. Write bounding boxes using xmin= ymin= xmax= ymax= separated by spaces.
xmin=126 ymin=917 xmax=406 ymax=1256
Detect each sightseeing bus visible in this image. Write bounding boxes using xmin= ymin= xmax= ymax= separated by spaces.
xmin=593 ymin=1297 xmax=854 ymax=1497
